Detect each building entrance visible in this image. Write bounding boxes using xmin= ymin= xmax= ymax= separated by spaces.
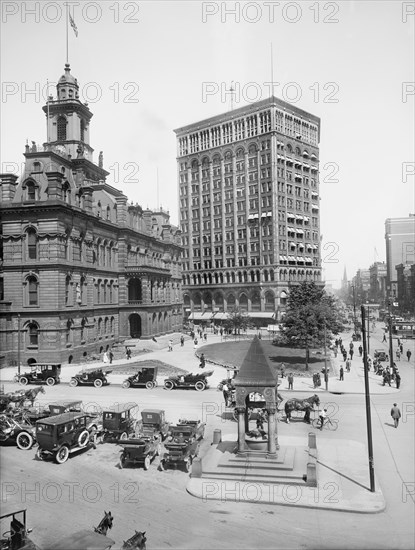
xmin=129 ymin=314 xmax=142 ymax=338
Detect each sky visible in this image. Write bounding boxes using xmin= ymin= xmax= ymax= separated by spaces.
xmin=1 ymin=0 xmax=414 ymax=287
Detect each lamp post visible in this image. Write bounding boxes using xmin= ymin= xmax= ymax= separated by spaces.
xmin=388 ymin=298 xmax=394 ymax=371
xmin=324 ymin=321 xmax=328 ymax=391
xmin=361 ymin=305 xmax=375 ymax=492
xmin=352 ymin=285 xmax=358 ymax=336
xmin=17 ymin=314 xmax=21 ymax=376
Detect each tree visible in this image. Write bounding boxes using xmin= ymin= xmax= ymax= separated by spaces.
xmin=223 ymin=308 xmax=250 ymax=336
xmin=281 ymin=282 xmax=345 ymax=370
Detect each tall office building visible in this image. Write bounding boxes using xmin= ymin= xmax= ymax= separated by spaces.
xmin=174 ymin=97 xmax=322 ymax=324
xmin=384 ymin=215 xmax=415 ymax=296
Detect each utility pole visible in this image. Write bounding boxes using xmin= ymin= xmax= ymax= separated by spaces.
xmin=324 ymin=321 xmax=328 ymax=391
xmin=361 ymin=305 xmax=375 ymax=492
xmin=388 ymin=298 xmax=394 ymax=371
xmin=352 ymin=285 xmax=357 ymax=335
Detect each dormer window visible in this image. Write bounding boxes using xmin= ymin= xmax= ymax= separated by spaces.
xmin=57 ymin=116 xmax=67 ymax=140
xmin=26 ymin=182 xmax=36 ymax=201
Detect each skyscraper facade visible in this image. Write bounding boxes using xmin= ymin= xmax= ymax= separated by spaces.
xmin=384 ymin=215 xmax=415 ymax=299
xmin=175 ymin=97 xmax=322 ymax=324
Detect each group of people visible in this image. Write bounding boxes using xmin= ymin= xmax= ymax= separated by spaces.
xmin=103 ymin=350 xmax=114 ymax=364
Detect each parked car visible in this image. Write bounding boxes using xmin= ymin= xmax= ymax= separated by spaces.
xmin=119 ymin=437 xmax=162 ymax=470
xmin=101 ymin=403 xmax=138 ymax=442
xmin=163 ymin=371 xmax=213 ymax=392
xmin=122 ymin=367 xmax=158 ymax=389
xmin=36 ymin=412 xmax=98 ymax=464
xmin=374 ymin=349 xmax=389 ymax=362
xmin=0 ymin=412 xmax=36 ymax=450
xmin=159 ymin=419 xmax=205 ymax=472
xmin=136 ymin=409 xmax=170 ymax=441
xmin=0 ymin=509 xmax=38 ymax=550
xmin=69 ymin=368 xmax=111 ymax=388
xmin=14 ymin=364 xmax=61 ymax=386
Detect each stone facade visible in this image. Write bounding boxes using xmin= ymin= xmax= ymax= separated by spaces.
xmin=0 ymin=65 xmax=182 ymax=367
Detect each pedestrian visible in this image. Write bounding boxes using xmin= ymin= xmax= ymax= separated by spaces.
xmin=396 ymin=349 xmax=401 ymax=361
xmin=400 ymin=343 xmax=403 ymax=354
xmin=168 ymin=339 xmax=173 ymax=352
xmin=349 ymin=342 xmax=354 ymax=351
xmin=180 ymin=335 xmax=185 ymax=346
xmin=194 ymin=338 xmax=198 ymax=349
xmin=395 ymin=371 xmax=401 ymax=389
xmin=390 ymin=403 xmax=401 ymax=428
xmin=382 ymin=333 xmax=387 ymax=343
xmin=220 ymin=327 xmax=223 ymax=337
xmin=126 ymin=347 xmax=131 ymax=360
xmin=199 ymin=353 xmax=206 ymax=369
xmin=256 ymin=409 xmax=267 ymax=437
xmin=350 ymin=349 xmax=354 ymax=360
xmin=358 ymin=345 xmax=363 ymax=357
xmin=342 ymin=351 xmax=347 ymax=362
xmin=103 ymin=351 xmax=109 ymax=364
xmin=222 ymin=382 xmax=229 ymax=405
xmin=287 ymin=372 xmax=294 ymax=390
xmin=397 ymin=337 xmax=401 ymax=346
xmin=339 ymin=366 xmax=344 ymax=381
xmin=280 ymin=364 xmax=285 ymax=378
xmin=406 ymin=349 xmax=412 ymax=362
xmin=109 ymin=350 xmax=114 ymax=364
xmin=333 ymin=347 xmax=338 ymax=358
xmin=383 ymin=371 xmax=391 ymax=387
xmin=346 ymin=358 xmax=351 ymax=372
xmin=313 ymin=373 xmax=318 ymax=388
xmin=204 ymin=333 xmax=207 ymax=341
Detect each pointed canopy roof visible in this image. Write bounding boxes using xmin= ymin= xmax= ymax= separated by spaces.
xmin=233 ymin=336 xmax=277 ymax=387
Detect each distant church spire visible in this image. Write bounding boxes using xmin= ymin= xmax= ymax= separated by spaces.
xmin=341 ymin=266 xmax=348 ymax=289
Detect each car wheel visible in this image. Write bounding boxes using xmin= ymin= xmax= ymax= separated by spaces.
xmin=146 ymin=381 xmax=155 ymax=389
xmin=122 ymin=380 xmax=131 ymax=388
xmin=69 ymin=378 xmax=78 ymax=387
xmin=144 ymin=456 xmax=151 ymax=470
xmin=78 ymin=430 xmax=90 ymax=447
xmin=94 ymin=379 xmax=103 ymax=388
xmin=195 ymin=381 xmax=205 ymax=392
xmin=164 ymin=380 xmax=174 ymax=390
xmin=16 ymin=431 xmax=34 ymax=450
xmin=120 ymin=432 xmax=128 ymax=440
xmin=19 ymin=377 xmax=28 ymax=386
xmin=232 ymin=408 xmax=238 ymax=421
xmin=120 ymin=454 xmax=126 ymax=469
xmin=55 ymin=445 xmax=69 ymax=464
xmin=46 ymin=377 xmax=55 ymax=386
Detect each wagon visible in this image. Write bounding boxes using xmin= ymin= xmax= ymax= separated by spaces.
xmin=69 ymin=368 xmax=111 ymax=388
xmin=119 ymin=437 xmax=161 ymax=470
xmin=0 ymin=413 xmax=36 ymax=450
xmin=0 ymin=509 xmax=39 ymax=550
xmin=136 ymin=409 xmax=170 ymax=441
xmin=374 ymin=349 xmax=389 ymax=362
xmin=14 ymin=364 xmax=61 ymax=386
xmin=163 ymin=370 xmax=213 ymax=392
xmin=36 ymin=411 xmax=99 ymax=464
xmin=159 ymin=419 xmax=205 ymax=472
xmin=122 ymin=367 xmax=158 ymax=389
xmin=101 ymin=403 xmax=139 ymax=442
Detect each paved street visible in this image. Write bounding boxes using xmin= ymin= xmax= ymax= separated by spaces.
xmin=0 ymin=324 xmax=414 ymax=549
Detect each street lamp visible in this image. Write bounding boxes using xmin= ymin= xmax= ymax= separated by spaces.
xmin=361 ymin=305 xmax=375 ymax=492
xmin=17 ymin=314 xmax=21 ymax=376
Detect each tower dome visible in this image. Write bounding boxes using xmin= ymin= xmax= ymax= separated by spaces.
xmin=56 ymin=63 xmax=79 ymax=100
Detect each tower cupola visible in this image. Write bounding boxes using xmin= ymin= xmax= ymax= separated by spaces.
xmin=56 ymin=63 xmax=79 ymax=100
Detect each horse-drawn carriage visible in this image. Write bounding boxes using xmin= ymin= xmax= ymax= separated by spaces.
xmin=36 ymin=411 xmax=99 ymax=464
xmin=69 ymin=368 xmax=111 ymax=388
xmin=122 ymin=367 xmax=158 ymax=389
xmin=0 ymin=509 xmax=39 ymax=550
xmin=159 ymin=419 xmax=205 ymax=472
xmin=101 ymin=403 xmax=138 ymax=442
xmin=14 ymin=364 xmax=61 ymax=386
xmin=0 ymin=413 xmax=36 ymax=450
xmin=164 ymin=371 xmax=213 ymax=391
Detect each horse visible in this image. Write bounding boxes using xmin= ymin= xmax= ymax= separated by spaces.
xmin=22 ymin=386 xmax=45 ymax=407
xmin=94 ymin=511 xmax=114 ymax=536
xmin=122 ymin=530 xmax=147 ymax=550
xmin=285 ymin=394 xmax=320 ymax=424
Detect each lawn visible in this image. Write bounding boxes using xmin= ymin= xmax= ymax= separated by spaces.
xmin=199 ymin=340 xmax=331 ymax=377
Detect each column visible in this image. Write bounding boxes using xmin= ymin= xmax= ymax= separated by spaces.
xmin=267 ymin=407 xmax=278 ymax=456
xmin=237 ymin=407 xmax=246 ymax=454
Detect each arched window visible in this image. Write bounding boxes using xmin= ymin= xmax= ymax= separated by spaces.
xmin=27 ymin=229 xmax=37 ymax=260
xmin=65 ymin=275 xmax=72 ymax=305
xmin=57 ymin=116 xmax=67 ymax=140
xmin=27 ymin=322 xmax=39 ymax=346
xmin=26 ymin=182 xmax=36 ymax=201
xmin=62 ymin=182 xmax=70 ymax=203
xmin=27 ymin=276 xmax=39 ymax=306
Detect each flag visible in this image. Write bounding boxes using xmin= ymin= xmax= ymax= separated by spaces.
xmin=69 ymin=12 xmax=78 ymax=37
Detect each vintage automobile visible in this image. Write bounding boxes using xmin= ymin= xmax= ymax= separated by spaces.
xmin=119 ymin=436 xmax=162 ymax=470
xmin=101 ymin=403 xmax=138 ymax=442
xmin=36 ymin=411 xmax=98 ymax=464
xmin=69 ymin=368 xmax=111 ymax=388
xmin=14 ymin=363 xmax=61 ymax=386
xmin=122 ymin=367 xmax=158 ymax=389
xmin=0 ymin=412 xmax=36 ymax=450
xmin=136 ymin=409 xmax=170 ymax=441
xmin=163 ymin=370 xmax=213 ymax=392
xmin=0 ymin=509 xmax=39 ymax=550
xmin=159 ymin=419 xmax=205 ymax=472
xmin=374 ymin=349 xmax=389 ymax=362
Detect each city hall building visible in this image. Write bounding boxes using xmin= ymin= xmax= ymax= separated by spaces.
xmin=175 ymin=97 xmax=322 ymax=325
xmin=0 ymin=64 xmax=183 ymax=367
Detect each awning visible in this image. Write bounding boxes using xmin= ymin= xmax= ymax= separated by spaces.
xmin=247 ymin=312 xmax=276 ymax=319
xmin=286 ymin=157 xmax=293 ymax=163
xmin=295 ymin=215 xmax=303 ymax=220
xmin=248 ymin=214 xmax=255 ymax=220
xmin=287 ymin=212 xmax=295 ymax=218
xmin=261 ymin=212 xmax=267 ymax=218
xmin=289 ymin=242 xmax=296 ymax=247
xmin=303 ymin=216 xmax=310 ymax=222
xmin=279 ymin=255 xmax=288 ymax=261
xmin=288 ymin=255 xmax=296 ymax=261
xmin=213 ymin=312 xmax=229 ymax=320
xmin=312 ymin=205 xmax=319 ymax=210
xmin=280 ymin=291 xmax=287 ymax=298
xmin=188 ymin=312 xmax=214 ymax=321
xmin=296 ymin=229 xmax=304 ymax=234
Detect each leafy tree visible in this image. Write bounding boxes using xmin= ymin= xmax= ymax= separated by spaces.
xmin=223 ymin=308 xmax=250 ymax=336
xmin=281 ymin=282 xmax=344 ymax=370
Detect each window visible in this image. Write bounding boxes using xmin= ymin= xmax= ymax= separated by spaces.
xmin=65 ymin=276 xmax=71 ymax=305
xmin=26 ymin=182 xmax=36 ymax=200
xmin=27 ymin=323 xmax=39 ymax=346
xmin=80 ymin=119 xmax=85 ymax=142
xmin=27 ymin=229 xmax=37 ymax=260
xmin=57 ymin=116 xmax=67 ymax=140
xmin=27 ymin=276 xmax=38 ymax=306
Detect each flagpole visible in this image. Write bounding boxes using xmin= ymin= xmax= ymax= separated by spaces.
xmin=66 ymin=3 xmax=69 ymax=63
xmin=47 ymin=80 xmax=50 ymax=143
xmin=270 ymin=43 xmax=274 ymax=98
